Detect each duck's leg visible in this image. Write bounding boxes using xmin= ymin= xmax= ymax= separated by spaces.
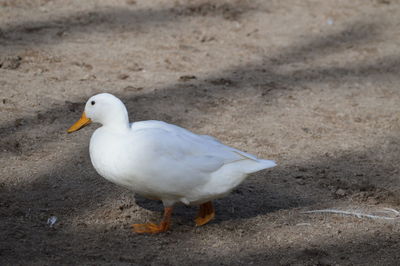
xmin=195 ymin=201 xmax=215 ymax=226
xmin=132 ymin=207 xmax=173 ymax=234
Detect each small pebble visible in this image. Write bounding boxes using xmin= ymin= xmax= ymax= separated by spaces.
xmin=336 ymin=189 xmax=346 ymax=197
xmin=47 ymin=216 xmax=58 ymax=227
xmin=118 ymin=74 xmax=129 ymax=80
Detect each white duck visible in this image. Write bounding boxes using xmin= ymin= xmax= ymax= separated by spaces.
xmin=68 ymin=93 xmax=276 ymax=233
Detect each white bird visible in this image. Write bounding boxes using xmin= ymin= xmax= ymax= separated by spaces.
xmin=68 ymin=93 xmax=276 ymax=233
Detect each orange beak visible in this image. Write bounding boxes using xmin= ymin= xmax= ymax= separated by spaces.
xmin=67 ymin=112 xmax=91 ymax=133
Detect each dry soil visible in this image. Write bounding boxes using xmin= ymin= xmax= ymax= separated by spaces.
xmin=1 ymin=0 xmax=400 ymax=265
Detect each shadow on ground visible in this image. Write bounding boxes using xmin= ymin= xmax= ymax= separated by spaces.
xmin=1 ymin=15 xmax=399 ymax=155
xmin=1 ymin=142 xmax=399 ymax=265
xmin=0 ymin=1 xmax=255 ymax=46
xmin=1 ymin=3 xmax=400 ymax=265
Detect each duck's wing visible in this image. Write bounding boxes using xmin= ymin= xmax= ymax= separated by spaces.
xmin=134 ymin=121 xmax=265 ymax=174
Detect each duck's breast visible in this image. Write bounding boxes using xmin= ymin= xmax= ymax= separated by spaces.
xmin=89 ymin=128 xmax=142 ymax=190
xmin=89 ymin=127 xmax=206 ymax=198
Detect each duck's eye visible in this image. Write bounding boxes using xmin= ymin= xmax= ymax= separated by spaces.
xmin=91 ymin=101 xmax=95 ymax=106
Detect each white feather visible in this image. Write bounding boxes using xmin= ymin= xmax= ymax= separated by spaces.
xmin=85 ymin=93 xmax=276 ymax=207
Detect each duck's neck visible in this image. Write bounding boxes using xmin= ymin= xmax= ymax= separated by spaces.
xmin=102 ymin=110 xmax=131 ymax=132
xmin=103 ymin=122 xmax=130 ymax=132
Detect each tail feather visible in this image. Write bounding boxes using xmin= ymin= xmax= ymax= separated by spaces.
xmin=259 ymin=159 xmax=277 ymax=169
xmin=243 ymin=159 xmax=276 ymax=174
xmin=202 ymin=158 xmax=276 ymax=199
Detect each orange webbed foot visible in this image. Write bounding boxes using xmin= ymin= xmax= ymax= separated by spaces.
xmin=132 ymin=206 xmax=173 ymax=234
xmin=195 ymin=201 xmax=215 ymax=226
xmin=131 ymin=223 xmax=169 ymax=234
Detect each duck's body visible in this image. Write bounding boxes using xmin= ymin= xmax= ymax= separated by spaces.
xmin=68 ymin=93 xmax=276 ymax=233
xmin=90 ymin=120 xmax=276 ymax=206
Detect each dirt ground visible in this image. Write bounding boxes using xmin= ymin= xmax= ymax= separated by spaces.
xmin=1 ymin=0 xmax=400 ymax=265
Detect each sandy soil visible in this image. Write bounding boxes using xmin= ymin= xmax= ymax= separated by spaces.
xmin=1 ymin=0 xmax=400 ymax=265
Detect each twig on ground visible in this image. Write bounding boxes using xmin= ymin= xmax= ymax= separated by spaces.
xmin=382 ymin=208 xmax=400 ymax=215
xmin=302 ymin=208 xmax=400 ymax=220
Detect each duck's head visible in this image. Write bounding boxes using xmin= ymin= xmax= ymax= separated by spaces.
xmin=68 ymin=93 xmax=129 ymax=133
